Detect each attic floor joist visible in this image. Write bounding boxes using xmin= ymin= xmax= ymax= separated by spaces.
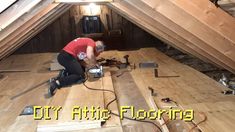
xmin=108 ymin=0 xmax=235 ymax=74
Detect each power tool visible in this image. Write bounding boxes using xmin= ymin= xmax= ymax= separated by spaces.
xmin=118 ymin=55 xmax=130 ymax=69
xmin=88 ymin=65 xmax=103 ymax=78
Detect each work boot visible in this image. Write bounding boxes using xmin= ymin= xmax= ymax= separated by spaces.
xmin=48 ymin=80 xmax=59 ymax=97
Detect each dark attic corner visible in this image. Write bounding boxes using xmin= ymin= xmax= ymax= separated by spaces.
xmin=0 ymin=0 xmax=235 ymax=132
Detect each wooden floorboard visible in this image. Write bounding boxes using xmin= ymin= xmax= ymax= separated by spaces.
xmin=0 ymin=48 xmax=235 ymax=132
xmin=0 ymin=53 xmax=57 ymax=132
xmin=119 ymin=48 xmax=235 ymax=132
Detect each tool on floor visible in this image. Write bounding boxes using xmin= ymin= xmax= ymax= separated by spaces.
xmin=100 ymin=58 xmax=122 ymax=67
xmin=154 ymin=69 xmax=180 ymax=78
xmin=20 ymin=105 xmax=34 ymax=116
xmin=161 ymin=97 xmax=178 ymax=106
xmin=219 ymin=73 xmax=229 ymax=87
xmin=161 ymin=98 xmax=171 ymax=103
xmin=148 ymin=86 xmax=157 ymax=96
xmin=118 ymin=55 xmax=130 ymax=69
xmin=100 ymin=55 xmax=131 ymax=69
xmin=97 ymin=57 xmax=105 ymax=62
xmin=139 ymin=61 xmax=158 ymax=68
xmin=88 ymin=65 xmax=103 ymax=78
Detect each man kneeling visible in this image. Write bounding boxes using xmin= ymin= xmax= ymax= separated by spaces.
xmin=49 ymin=38 xmax=105 ymax=96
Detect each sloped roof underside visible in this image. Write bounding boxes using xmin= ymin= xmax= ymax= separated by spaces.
xmin=0 ymin=0 xmax=235 ymax=74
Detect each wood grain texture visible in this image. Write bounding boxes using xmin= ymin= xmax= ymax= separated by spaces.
xmin=108 ymin=0 xmax=235 ymax=74
xmin=104 ymin=47 xmax=235 ymax=132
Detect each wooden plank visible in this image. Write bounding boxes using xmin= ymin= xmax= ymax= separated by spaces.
xmin=0 ymin=4 xmax=72 ymax=60
xmin=38 ymin=79 xmax=105 ymax=131
xmin=112 ymin=48 xmax=235 ymax=132
xmin=0 ymin=3 xmax=61 ymax=56
xmin=0 ymin=0 xmax=42 ymax=31
xmin=152 ymin=0 xmax=235 ymax=58
xmin=0 ymin=0 xmax=53 ymax=41
xmin=172 ymin=0 xmax=235 ymax=43
xmin=137 ymin=48 xmax=235 ymax=132
xmin=102 ymin=72 xmax=122 ymax=128
xmin=0 ymin=53 xmax=57 ymax=131
xmin=111 ymin=51 xmax=161 ymax=131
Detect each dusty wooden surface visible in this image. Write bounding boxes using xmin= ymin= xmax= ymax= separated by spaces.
xmin=0 ymin=48 xmax=235 ymax=132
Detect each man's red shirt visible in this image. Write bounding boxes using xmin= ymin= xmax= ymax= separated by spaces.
xmin=63 ymin=38 xmax=98 ymax=60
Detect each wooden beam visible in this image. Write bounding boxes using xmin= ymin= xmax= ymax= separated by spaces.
xmin=170 ymin=0 xmax=235 ymax=50
xmin=1 ymin=4 xmax=72 ymax=59
xmin=0 ymin=4 xmax=72 ymax=60
xmin=0 ymin=0 xmax=53 ymax=41
xmin=0 ymin=0 xmax=42 ymax=31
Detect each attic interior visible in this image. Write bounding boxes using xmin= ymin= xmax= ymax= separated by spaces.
xmin=0 ymin=0 xmax=235 ymax=132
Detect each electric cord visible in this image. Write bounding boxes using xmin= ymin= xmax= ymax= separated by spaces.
xmin=160 ymin=98 xmax=207 ymax=131
xmin=83 ymin=71 xmax=162 ymax=132
xmin=189 ymin=112 xmax=207 ymax=132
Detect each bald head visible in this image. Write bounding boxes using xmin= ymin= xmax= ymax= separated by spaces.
xmin=95 ymin=41 xmax=105 ymax=53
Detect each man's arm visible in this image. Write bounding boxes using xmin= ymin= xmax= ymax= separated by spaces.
xmin=86 ymin=46 xmax=97 ymax=67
